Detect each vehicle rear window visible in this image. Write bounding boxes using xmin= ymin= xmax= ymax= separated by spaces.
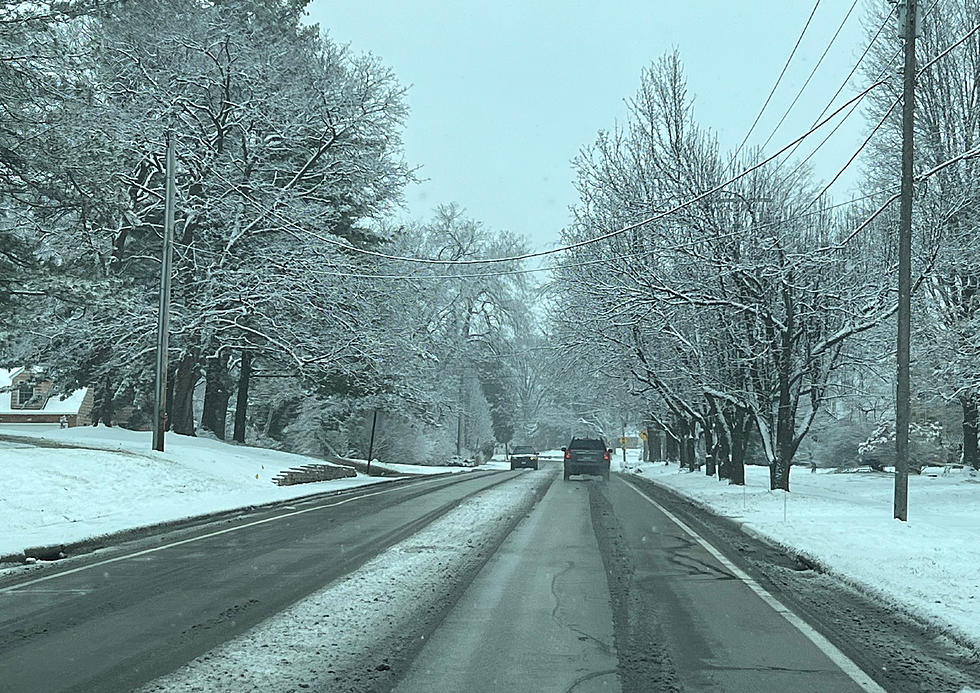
xmin=569 ymin=438 xmax=605 ymax=449
xmin=512 ymin=446 xmax=535 ymax=454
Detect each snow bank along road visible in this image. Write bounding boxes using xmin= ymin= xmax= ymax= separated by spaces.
xmin=3 ymin=465 xmax=979 ymax=692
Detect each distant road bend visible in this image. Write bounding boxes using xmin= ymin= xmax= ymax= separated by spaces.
xmin=2 ymin=462 xmax=978 ymax=693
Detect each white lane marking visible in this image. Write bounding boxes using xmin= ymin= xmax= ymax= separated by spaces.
xmin=621 ymin=478 xmax=887 ymax=693
xmin=10 ymin=589 xmax=90 ymax=594
xmin=0 ymin=480 xmax=435 ymax=595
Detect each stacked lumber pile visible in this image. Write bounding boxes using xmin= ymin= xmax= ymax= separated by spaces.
xmin=272 ymin=463 xmax=356 ymax=486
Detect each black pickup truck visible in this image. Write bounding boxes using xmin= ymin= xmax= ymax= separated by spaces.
xmin=562 ymin=437 xmax=612 ymax=481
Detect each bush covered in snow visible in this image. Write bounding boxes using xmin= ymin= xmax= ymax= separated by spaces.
xmin=857 ymin=420 xmax=954 ymax=472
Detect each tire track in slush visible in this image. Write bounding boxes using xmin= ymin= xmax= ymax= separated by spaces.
xmin=589 ymin=483 xmax=682 ymax=692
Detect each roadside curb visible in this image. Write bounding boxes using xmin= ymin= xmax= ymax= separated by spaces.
xmin=0 ymin=474 xmax=431 ymax=567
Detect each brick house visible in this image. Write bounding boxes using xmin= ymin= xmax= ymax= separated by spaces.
xmin=0 ymin=368 xmax=94 ymax=426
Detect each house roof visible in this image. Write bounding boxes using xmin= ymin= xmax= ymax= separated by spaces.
xmin=0 ymin=368 xmax=90 ymax=415
xmin=0 ymin=367 xmax=22 ymax=390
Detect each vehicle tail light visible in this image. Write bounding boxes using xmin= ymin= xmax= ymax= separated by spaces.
xmin=603 ymin=450 xmax=610 ymax=461
xmin=564 ymin=450 xmax=571 ymax=460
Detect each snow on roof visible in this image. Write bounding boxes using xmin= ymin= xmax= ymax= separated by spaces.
xmin=0 ymin=368 xmax=22 ymax=390
xmin=0 ymin=368 xmax=88 ymax=415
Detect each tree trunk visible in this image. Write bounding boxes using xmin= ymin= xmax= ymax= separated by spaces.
xmin=652 ymin=430 xmax=663 ymax=461
xmin=685 ymin=434 xmax=697 ymax=472
xmin=729 ymin=413 xmax=750 ymax=486
xmin=263 ymin=398 xmax=296 ymax=441
xmin=164 ymin=363 xmax=176 ymax=431
xmin=962 ymin=394 xmax=979 ymax=470
xmin=170 ymin=351 xmax=199 ymax=436
xmin=716 ymin=419 xmax=731 ymax=481
xmin=676 ymin=416 xmax=696 ymax=471
xmin=642 ymin=421 xmax=651 ymax=462
xmin=673 ymin=416 xmax=687 ymax=467
xmin=773 ymin=373 xmax=795 ymax=491
xmin=90 ymin=375 xmax=114 ymax=427
xmin=665 ymin=428 xmax=679 ymax=462
xmin=201 ymin=352 xmax=231 ymax=439
xmin=704 ymin=420 xmax=716 ymax=476
xmin=648 ymin=419 xmax=663 ymax=461
xmin=232 ymin=349 xmax=252 ymax=444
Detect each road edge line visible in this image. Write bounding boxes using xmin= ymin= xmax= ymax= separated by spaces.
xmin=620 ymin=477 xmax=887 ymax=693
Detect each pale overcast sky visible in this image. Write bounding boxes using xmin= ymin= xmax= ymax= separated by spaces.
xmin=306 ymin=1 xmax=876 ymax=252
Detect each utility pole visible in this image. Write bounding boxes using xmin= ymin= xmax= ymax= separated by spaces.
xmin=366 ymin=409 xmax=379 ymax=475
xmin=895 ymin=0 xmax=919 ymax=521
xmin=152 ymin=132 xmax=176 ymax=452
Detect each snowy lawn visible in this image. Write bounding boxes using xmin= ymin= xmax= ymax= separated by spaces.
xmin=624 ymin=456 xmax=980 ymax=647
xmin=136 ymin=473 xmax=546 ymax=693
xmin=0 ymin=425 xmax=496 ymax=559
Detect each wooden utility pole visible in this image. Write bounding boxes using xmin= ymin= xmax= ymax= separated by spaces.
xmin=895 ymin=0 xmax=918 ymax=521
xmin=152 ymin=132 xmax=176 ymax=452
xmin=366 ymin=409 xmax=379 ymax=474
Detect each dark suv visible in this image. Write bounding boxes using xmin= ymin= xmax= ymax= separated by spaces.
xmin=509 ymin=445 xmax=538 ymax=470
xmin=562 ymin=437 xmax=611 ymax=481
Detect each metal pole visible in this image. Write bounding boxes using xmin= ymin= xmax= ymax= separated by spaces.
xmin=152 ymin=132 xmax=176 ymax=452
xmin=366 ymin=409 xmax=378 ymax=474
xmin=895 ymin=0 xmax=918 ymax=521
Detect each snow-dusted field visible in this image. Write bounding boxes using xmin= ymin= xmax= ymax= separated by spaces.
xmin=137 ymin=473 xmax=546 ymax=693
xmin=625 ymin=456 xmax=980 ymax=648
xmin=0 ymin=425 xmax=494 ymax=559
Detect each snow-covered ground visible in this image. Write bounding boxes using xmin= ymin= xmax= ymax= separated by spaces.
xmin=137 ymin=473 xmax=546 ymax=693
xmin=622 ymin=454 xmax=980 ymax=648
xmin=0 ymin=424 xmax=498 ymax=559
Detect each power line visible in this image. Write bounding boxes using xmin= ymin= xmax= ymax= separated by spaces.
xmin=183 ymin=176 xmax=900 ymax=284
xmin=759 ymin=0 xmax=860 ymax=153
xmin=162 ymin=11 xmax=977 ymax=281
xmin=192 ymin=86 xmax=879 ymax=273
xmin=797 ymin=13 xmax=980 ymax=213
xmin=773 ymin=6 xmax=903 ymax=186
xmin=732 ymin=0 xmax=822 ymax=162
xmin=296 ymin=83 xmax=884 ymax=267
xmin=295 ymin=188 xmax=901 ymax=281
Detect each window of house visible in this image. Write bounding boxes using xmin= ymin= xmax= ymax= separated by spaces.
xmin=17 ymin=383 xmax=36 ymax=407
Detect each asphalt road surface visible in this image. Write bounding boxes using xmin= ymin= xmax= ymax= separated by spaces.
xmin=395 ymin=473 xmax=877 ymax=693
xmin=3 ymin=464 xmax=978 ymax=692
xmin=0 ymin=471 xmax=515 ymax=693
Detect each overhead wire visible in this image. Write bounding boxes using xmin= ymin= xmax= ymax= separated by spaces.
xmin=732 ymin=0 xmax=822 ymax=162
xmin=192 ymin=83 xmax=881 ymax=273
xmin=296 ymin=83 xmax=884 ymax=267
xmin=175 ymin=187 xmax=900 ymax=282
xmin=758 ymin=0 xmax=861 ymax=153
xmin=797 ymin=7 xmax=980 ymax=214
xmin=775 ymin=2 xmax=899 ymax=171
xmin=161 ymin=3 xmax=978 ymax=282
xmin=189 ymin=89 xmax=901 ymax=283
